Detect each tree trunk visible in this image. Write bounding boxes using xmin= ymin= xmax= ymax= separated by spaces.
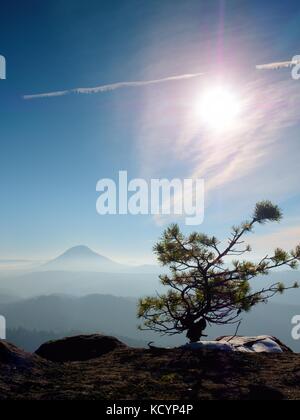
xmin=186 ymin=319 xmax=207 ymax=343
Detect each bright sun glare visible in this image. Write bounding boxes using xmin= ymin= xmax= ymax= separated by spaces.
xmin=197 ymin=86 xmax=241 ymax=132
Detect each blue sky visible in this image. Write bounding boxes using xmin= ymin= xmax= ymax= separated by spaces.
xmin=0 ymin=0 xmax=300 ymax=264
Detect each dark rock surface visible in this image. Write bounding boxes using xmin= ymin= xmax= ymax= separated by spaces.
xmin=35 ymin=334 xmax=127 ymax=362
xmin=0 ymin=340 xmax=35 ymax=366
xmin=1 ymin=335 xmax=300 ymax=400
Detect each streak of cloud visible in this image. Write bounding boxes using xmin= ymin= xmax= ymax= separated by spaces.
xmin=256 ymin=58 xmax=300 ymax=70
xmin=23 ymin=72 xmax=204 ymax=100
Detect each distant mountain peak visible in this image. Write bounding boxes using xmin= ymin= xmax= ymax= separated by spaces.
xmin=42 ymin=245 xmax=116 ymax=272
xmin=60 ymin=245 xmax=107 ymax=260
xmin=68 ymin=245 xmax=93 ymax=252
xmin=39 ymin=245 xmax=160 ymax=274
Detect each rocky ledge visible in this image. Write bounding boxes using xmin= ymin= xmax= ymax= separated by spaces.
xmin=0 ymin=334 xmax=300 ymax=400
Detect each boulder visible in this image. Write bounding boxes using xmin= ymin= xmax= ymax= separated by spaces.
xmin=0 ymin=340 xmax=35 ymax=367
xmin=181 ymin=336 xmax=293 ymax=353
xmin=35 ymin=334 xmax=127 ymax=362
xmin=216 ymin=335 xmax=293 ymax=353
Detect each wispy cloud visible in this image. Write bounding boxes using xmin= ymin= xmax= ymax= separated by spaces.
xmin=135 ymin=74 xmax=300 ymax=226
xmin=248 ymin=223 xmax=300 ymax=258
xmin=23 ymin=72 xmax=204 ymax=100
xmin=256 ymin=58 xmax=300 ymax=70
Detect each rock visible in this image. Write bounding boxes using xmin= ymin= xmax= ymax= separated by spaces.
xmin=0 ymin=340 xmax=35 ymax=367
xmin=35 ymin=334 xmax=127 ymax=362
xmin=246 ymin=385 xmax=285 ymax=400
xmin=216 ymin=335 xmax=293 ymax=353
xmin=180 ymin=336 xmax=293 ymax=353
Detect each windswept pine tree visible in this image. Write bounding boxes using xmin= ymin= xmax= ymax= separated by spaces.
xmin=138 ymin=201 xmax=300 ymax=343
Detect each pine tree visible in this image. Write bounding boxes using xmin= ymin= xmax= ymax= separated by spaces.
xmin=138 ymin=201 xmax=300 ymax=343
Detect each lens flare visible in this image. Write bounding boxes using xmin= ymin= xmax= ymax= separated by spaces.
xmin=197 ymin=86 xmax=241 ymax=131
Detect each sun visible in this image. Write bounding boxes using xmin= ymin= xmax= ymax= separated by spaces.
xmin=196 ymin=86 xmax=241 ymax=131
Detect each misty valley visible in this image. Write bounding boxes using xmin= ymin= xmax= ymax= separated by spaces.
xmin=0 ymin=244 xmax=299 ymax=352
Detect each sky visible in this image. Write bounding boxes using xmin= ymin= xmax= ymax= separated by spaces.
xmin=0 ymin=0 xmax=300 ymax=265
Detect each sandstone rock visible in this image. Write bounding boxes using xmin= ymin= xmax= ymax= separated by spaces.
xmin=181 ymin=336 xmax=293 ymax=353
xmin=216 ymin=335 xmax=293 ymax=353
xmin=35 ymin=334 xmax=127 ymax=362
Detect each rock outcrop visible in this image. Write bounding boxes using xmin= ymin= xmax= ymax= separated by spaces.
xmin=35 ymin=334 xmax=127 ymax=362
xmin=0 ymin=340 xmax=37 ymax=367
xmin=216 ymin=335 xmax=293 ymax=353
xmin=0 ymin=335 xmax=299 ymax=400
xmin=182 ymin=336 xmax=293 ymax=353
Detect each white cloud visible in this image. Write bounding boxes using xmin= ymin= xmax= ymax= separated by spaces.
xmin=23 ymin=72 xmax=204 ymax=100
xmin=248 ymin=223 xmax=300 ymax=258
xmin=256 ymin=58 xmax=300 ymax=70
